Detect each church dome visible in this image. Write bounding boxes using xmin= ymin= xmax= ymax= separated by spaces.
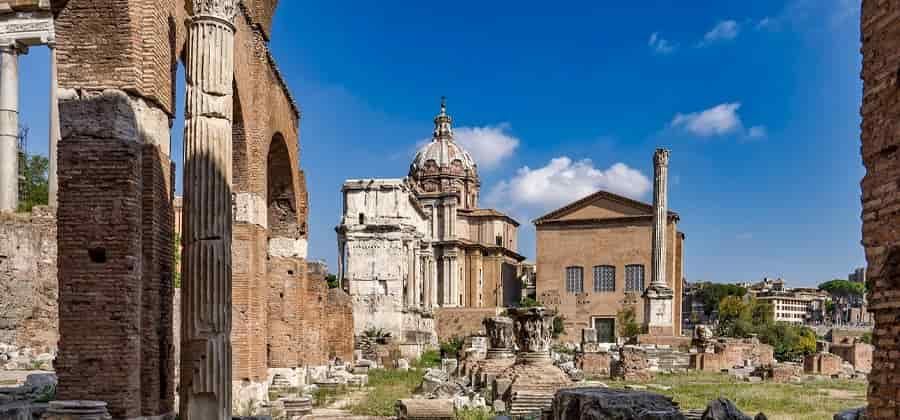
xmin=410 ymin=98 xmax=478 ymax=175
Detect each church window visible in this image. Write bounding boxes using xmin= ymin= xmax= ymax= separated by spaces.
xmin=593 ymin=265 xmax=615 ymax=292
xmin=565 ymin=266 xmax=584 ymax=294
xmin=625 ymin=264 xmax=645 ymax=292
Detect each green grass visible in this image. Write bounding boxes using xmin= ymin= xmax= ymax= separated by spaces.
xmin=605 ymin=371 xmax=866 ymax=420
xmin=455 ymin=407 xmax=494 ymax=420
xmin=312 ymin=385 xmax=350 ymax=408
xmin=349 ymin=368 xmax=426 ymax=416
xmin=412 ymin=349 xmax=441 ymax=369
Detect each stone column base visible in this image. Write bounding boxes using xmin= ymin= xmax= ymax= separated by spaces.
xmin=43 ymin=401 xmax=111 ymax=420
xmin=486 ymin=349 xmax=515 ymax=359
xmin=517 ymin=352 xmax=552 ymax=365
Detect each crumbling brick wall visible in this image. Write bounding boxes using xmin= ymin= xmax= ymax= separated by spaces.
xmin=298 ymin=261 xmax=327 ymax=365
xmin=860 ymin=1 xmax=900 ymax=417
xmin=831 ymin=342 xmax=873 ymax=374
xmin=577 ymin=352 xmax=612 ymax=377
xmin=803 ymin=352 xmax=842 ymax=376
xmin=0 ymin=208 xmax=57 ymax=353
xmin=267 ymin=257 xmax=303 ymax=368
xmin=326 ymin=288 xmax=354 ymax=362
xmin=434 ymin=307 xmax=503 ymax=342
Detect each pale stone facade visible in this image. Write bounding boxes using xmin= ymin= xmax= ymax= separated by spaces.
xmin=337 ymin=100 xmax=525 ymax=352
xmin=336 ymin=178 xmax=436 ymax=350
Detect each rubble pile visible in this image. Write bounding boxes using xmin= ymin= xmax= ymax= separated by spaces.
xmin=0 ymin=343 xmax=54 ymax=371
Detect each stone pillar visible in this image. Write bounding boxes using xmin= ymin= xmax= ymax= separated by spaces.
xmin=483 ymin=316 xmax=515 ymax=359
xmin=442 ymin=255 xmax=451 ymax=306
xmin=644 ymin=148 xmax=674 ymax=336
xmin=48 ymin=44 xmax=60 ymax=208
xmin=0 ymin=44 xmax=24 ymax=212
xmin=508 ymin=307 xmax=555 ymax=364
xmin=180 ymin=1 xmax=237 ymax=419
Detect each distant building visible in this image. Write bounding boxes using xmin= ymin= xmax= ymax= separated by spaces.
xmin=753 ymin=284 xmax=829 ymax=325
xmin=533 ymin=190 xmax=685 ymax=343
xmin=849 ymin=267 xmax=866 ymax=284
xmin=681 ymin=281 xmax=709 ymax=331
xmin=520 ymin=261 xmax=537 ymax=301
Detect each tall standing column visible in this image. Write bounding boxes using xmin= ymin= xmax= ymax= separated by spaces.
xmin=644 ymin=148 xmax=674 ymax=336
xmin=650 ymin=148 xmax=669 ymax=289
xmin=48 ymin=44 xmax=60 ymax=208
xmin=180 ymin=1 xmax=236 ymax=419
xmin=0 ymin=44 xmax=24 ymax=212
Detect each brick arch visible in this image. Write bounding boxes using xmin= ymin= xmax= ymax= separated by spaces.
xmin=267 ymin=133 xmax=299 ymax=239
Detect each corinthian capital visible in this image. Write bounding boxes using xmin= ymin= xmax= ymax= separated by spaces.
xmin=654 ymin=148 xmax=670 ymax=167
xmin=191 ymin=0 xmax=238 ymax=21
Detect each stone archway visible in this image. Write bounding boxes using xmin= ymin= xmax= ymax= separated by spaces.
xmin=265 ymin=133 xmax=306 ymax=368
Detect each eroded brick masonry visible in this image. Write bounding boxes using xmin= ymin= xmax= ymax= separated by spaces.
xmin=860 ymin=1 xmax=900 ymax=418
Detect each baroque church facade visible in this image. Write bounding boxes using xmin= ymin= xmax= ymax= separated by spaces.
xmin=336 ymin=100 xmax=525 ymax=354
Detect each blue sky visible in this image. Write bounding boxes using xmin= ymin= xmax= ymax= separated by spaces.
xmin=17 ymin=0 xmax=863 ymax=286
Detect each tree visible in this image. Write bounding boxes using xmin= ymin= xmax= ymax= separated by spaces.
xmin=325 ymin=274 xmax=339 ymax=289
xmin=819 ymin=279 xmax=866 ymax=324
xmin=16 ymin=127 xmax=49 ymax=213
xmin=696 ymin=282 xmax=747 ymax=316
xmin=715 ymin=295 xmax=817 ymax=361
xmin=616 ymin=305 xmax=643 ymax=344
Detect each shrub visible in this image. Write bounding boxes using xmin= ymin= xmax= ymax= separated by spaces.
xmin=616 ymin=305 xmax=643 ymax=343
xmin=440 ymin=337 xmax=464 ymax=358
xmin=456 ymin=407 xmax=495 ymax=420
xmin=413 ymin=349 xmax=441 ymax=369
xmin=552 ymin=315 xmax=566 ymax=338
xmin=518 ymin=297 xmax=540 ymax=307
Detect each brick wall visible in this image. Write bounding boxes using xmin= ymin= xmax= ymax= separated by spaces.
xmin=326 ymin=288 xmax=354 ymax=361
xmin=55 ymin=91 xmax=174 ymax=418
xmin=831 ymin=342 xmax=873 ymax=374
xmin=298 ymin=262 xmax=327 ymax=365
xmin=803 ymin=352 xmax=842 ymax=376
xmin=577 ymin=352 xmax=611 ymax=377
xmin=860 ymin=0 xmax=900 ymax=417
xmin=232 ymin=223 xmax=268 ymax=382
xmin=267 ymin=257 xmax=303 ymax=368
xmin=434 ymin=307 xmax=503 ymax=342
xmin=0 ymin=208 xmax=57 ymax=353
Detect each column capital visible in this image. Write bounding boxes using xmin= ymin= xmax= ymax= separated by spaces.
xmin=190 ymin=0 xmax=238 ymax=24
xmin=0 ymin=41 xmax=27 ymax=55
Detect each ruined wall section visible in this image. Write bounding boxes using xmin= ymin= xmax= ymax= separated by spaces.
xmin=55 ymin=0 xmax=177 ymax=114
xmin=860 ymin=1 xmax=900 ymax=419
xmin=0 ymin=208 xmax=57 ymax=353
xmin=326 ymin=288 xmax=354 ymax=362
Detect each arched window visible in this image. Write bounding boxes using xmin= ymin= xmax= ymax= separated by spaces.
xmin=359 ymin=213 xmax=365 ymax=225
xmin=565 ymin=266 xmax=584 ymax=294
xmin=593 ymin=265 xmax=615 ymax=292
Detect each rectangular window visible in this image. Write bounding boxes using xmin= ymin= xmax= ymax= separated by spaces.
xmin=565 ymin=266 xmax=584 ymax=294
xmin=593 ymin=265 xmax=616 ymax=292
xmin=625 ymin=264 xmax=645 ymax=292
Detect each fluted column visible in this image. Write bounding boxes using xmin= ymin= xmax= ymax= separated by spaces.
xmin=180 ymin=2 xmax=237 ymax=419
xmin=649 ymin=148 xmax=670 ymax=290
xmin=48 ymin=44 xmax=60 ymax=207
xmin=0 ymin=44 xmax=25 ymax=212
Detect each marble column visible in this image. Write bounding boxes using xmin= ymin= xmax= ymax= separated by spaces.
xmin=0 ymin=44 xmax=24 ymax=212
xmin=442 ymin=256 xmax=450 ymax=306
xmin=180 ymin=1 xmax=237 ymax=419
xmin=48 ymin=44 xmax=60 ymax=208
xmin=644 ymin=148 xmax=674 ymax=335
xmin=650 ymin=148 xmax=670 ymax=290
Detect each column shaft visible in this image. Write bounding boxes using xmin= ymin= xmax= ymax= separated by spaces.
xmin=180 ymin=9 xmax=236 ymax=420
xmin=650 ymin=149 xmax=670 ymax=289
xmin=0 ymin=46 xmax=21 ymax=212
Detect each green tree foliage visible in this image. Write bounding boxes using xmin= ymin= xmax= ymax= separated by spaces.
xmin=439 ymin=337 xmax=463 ymax=358
xmin=616 ymin=305 xmax=643 ymax=343
xmin=552 ymin=315 xmax=566 ymax=338
xmin=518 ymin=296 xmax=540 ymax=307
xmin=818 ymin=279 xmax=865 ymax=298
xmin=326 ymin=274 xmax=340 ymax=289
xmin=696 ymin=282 xmax=747 ymax=316
xmin=715 ymin=295 xmax=816 ymax=361
xmin=16 ymin=127 xmax=49 ymax=213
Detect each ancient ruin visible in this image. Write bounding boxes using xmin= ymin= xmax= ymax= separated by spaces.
xmin=861 ymin=0 xmax=900 ymax=418
xmin=336 ymin=100 xmax=527 ymax=356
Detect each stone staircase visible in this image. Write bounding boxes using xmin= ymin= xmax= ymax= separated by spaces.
xmin=508 ymin=390 xmax=555 ymax=418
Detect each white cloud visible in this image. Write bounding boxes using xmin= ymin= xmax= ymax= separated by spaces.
xmin=747 ymin=125 xmax=767 ymax=139
xmin=670 ymin=102 xmax=767 ymax=140
xmin=755 ymin=17 xmax=774 ymax=30
xmin=671 ymin=102 xmax=744 ymax=137
xmin=486 ymin=157 xmax=651 ymax=215
xmin=698 ymin=20 xmax=740 ymax=46
xmin=454 ymin=123 xmax=520 ymax=170
xmin=648 ymin=32 xmax=677 ymax=54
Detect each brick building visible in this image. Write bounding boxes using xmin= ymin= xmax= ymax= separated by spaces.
xmin=533 ymin=190 xmax=685 ymax=343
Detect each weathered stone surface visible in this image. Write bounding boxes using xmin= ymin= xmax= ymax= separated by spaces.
xmin=549 ymin=387 xmax=684 ymax=420
xmin=834 ymin=407 xmax=867 ymax=420
xmin=0 ymin=208 xmax=57 ymax=354
xmin=701 ymin=398 xmax=766 ymax=420
xmin=396 ymin=398 xmax=454 ymax=420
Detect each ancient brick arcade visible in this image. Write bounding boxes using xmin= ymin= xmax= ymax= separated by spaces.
xmin=861 ymin=1 xmax=900 ymax=418
xmin=22 ymin=0 xmax=353 ymax=418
